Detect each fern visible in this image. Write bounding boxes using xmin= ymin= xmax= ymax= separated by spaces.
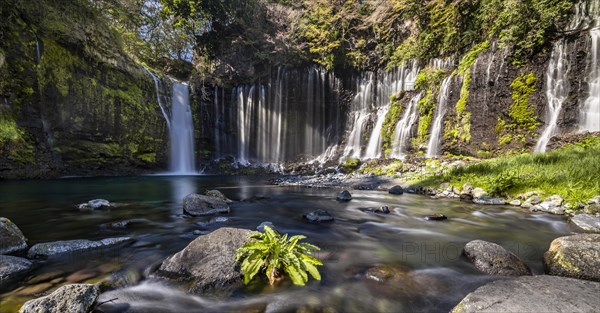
xmin=236 ymin=226 xmax=322 ymax=286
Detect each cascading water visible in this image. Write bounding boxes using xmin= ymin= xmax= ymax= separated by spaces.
xmin=390 ymin=93 xmax=422 ymax=158
xmin=426 ymin=76 xmax=452 ymax=157
xmin=341 ymin=73 xmax=374 ymax=160
xmin=535 ymin=40 xmax=570 ymax=152
xmin=364 ymin=104 xmax=390 ymax=159
xmin=170 ymin=83 xmax=196 ymax=174
xmin=582 ymin=27 xmax=600 ymax=132
xmin=144 ymin=68 xmax=171 ymax=130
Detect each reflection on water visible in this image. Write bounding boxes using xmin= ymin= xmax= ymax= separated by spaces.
xmin=0 ymin=176 xmax=573 ymax=313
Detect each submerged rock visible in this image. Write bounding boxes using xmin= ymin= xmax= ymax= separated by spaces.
xmin=530 ymin=202 xmax=565 ymax=215
xmin=183 ymin=193 xmax=230 ymax=216
xmin=336 ymin=190 xmax=352 ymax=201
xmin=100 ymin=218 xmax=150 ymax=230
xmin=543 ymin=234 xmax=600 ymax=282
xmin=303 ymin=209 xmax=334 ymax=223
xmin=463 ymin=240 xmax=531 ymax=276
xmin=153 ymin=227 xmax=257 ymax=294
xmin=205 ymin=190 xmax=233 ymax=203
xmin=256 ymin=221 xmax=275 ymax=232
xmin=570 ymin=214 xmax=600 ymax=233
xmin=361 ymin=206 xmax=391 ymax=214
xmin=19 ymin=283 xmax=99 ymax=313
xmin=388 ymin=185 xmax=404 ymax=195
xmin=472 ymin=196 xmax=506 ymax=205
xmin=451 ymin=275 xmax=600 ymax=313
xmin=77 ymin=199 xmax=111 ymax=211
xmin=27 ymin=237 xmax=133 ymax=259
xmin=424 ymin=214 xmax=447 ymax=221
xmin=0 ymin=255 xmax=33 ymax=290
xmin=0 ymin=217 xmax=28 ymax=255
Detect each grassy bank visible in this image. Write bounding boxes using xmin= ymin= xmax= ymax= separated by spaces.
xmin=411 ymin=135 xmax=600 ymax=206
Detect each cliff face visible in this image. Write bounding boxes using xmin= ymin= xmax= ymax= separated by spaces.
xmin=0 ymin=1 xmax=169 ymax=179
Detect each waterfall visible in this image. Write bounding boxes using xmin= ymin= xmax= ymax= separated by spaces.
xmin=144 ymin=68 xmax=171 ymax=130
xmin=170 ymin=83 xmax=196 ymax=174
xmin=390 ymin=93 xmax=422 ymax=158
xmin=426 ymin=76 xmax=452 ymax=157
xmin=364 ymin=104 xmax=389 ymax=159
xmin=535 ymin=40 xmax=570 ymax=152
xmin=341 ymin=73 xmax=374 ymax=160
xmin=582 ymin=28 xmax=600 ymax=132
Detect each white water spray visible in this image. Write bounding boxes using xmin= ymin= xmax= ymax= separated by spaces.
xmin=169 ymin=83 xmax=196 ymax=174
xmin=390 ymin=93 xmax=422 ymax=158
xmin=426 ymin=76 xmax=452 ymax=157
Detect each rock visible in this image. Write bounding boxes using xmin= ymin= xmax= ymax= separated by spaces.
xmin=362 ymin=206 xmax=390 ymax=214
xmin=522 ymin=195 xmax=542 ymax=208
xmin=183 ymin=194 xmax=230 ymax=216
xmin=543 ymin=234 xmax=600 ymax=281
xmin=0 ymin=255 xmax=33 ymax=290
xmin=439 ymin=182 xmax=450 ymax=190
xmin=365 ymin=264 xmax=410 ymax=283
xmin=100 ymin=218 xmax=149 ymax=230
xmin=303 ymin=209 xmax=334 ymax=223
xmin=256 ymin=221 xmax=275 ymax=232
xmin=471 ymin=188 xmax=487 ymax=198
xmin=153 ymin=227 xmax=257 ymax=294
xmin=27 ymin=237 xmax=132 ymax=259
xmin=588 ymin=196 xmax=600 ymax=205
xmin=509 ymin=200 xmax=521 ymax=206
xmin=0 ymin=217 xmax=28 ymax=255
xmin=530 ymin=202 xmax=565 ymax=215
xmin=204 ymin=190 xmax=233 ymax=203
xmin=545 ymin=195 xmax=564 ymax=206
xmin=98 ymin=268 xmax=142 ymax=291
xmin=336 ymin=190 xmax=352 ymax=201
xmin=472 ymin=196 xmax=506 ymax=205
xmin=583 ymin=203 xmax=600 ymax=215
xmin=77 ymin=199 xmax=111 ymax=211
xmin=459 ymin=194 xmax=473 ymax=202
xmin=451 ymin=275 xmax=600 ymax=313
xmin=570 ymin=214 xmax=600 ymax=233
xmin=19 ymin=284 xmax=99 ymax=313
xmin=388 ymin=185 xmax=404 ymax=195
xmin=463 ymin=240 xmax=531 ymax=276
xmin=460 ymin=184 xmax=473 ymax=195
xmin=424 ymin=214 xmax=447 ymax=221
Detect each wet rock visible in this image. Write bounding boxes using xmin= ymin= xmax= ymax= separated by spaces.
xmin=257 ymin=221 xmax=275 ymax=232
xmin=77 ymin=199 xmax=111 ymax=211
xmin=352 ymin=183 xmax=377 ymax=190
xmin=521 ymin=195 xmax=542 ymax=208
xmin=472 ymin=196 xmax=506 ymax=205
xmin=205 ymin=190 xmax=233 ymax=203
xmin=27 ymin=237 xmax=133 ymax=259
xmin=463 ymin=240 xmax=532 ymax=276
xmin=361 ymin=206 xmax=390 ymax=214
xmin=19 ymin=283 xmax=99 ymax=313
xmin=471 ymin=188 xmax=487 ymax=199
xmin=570 ymin=214 xmax=600 ymax=233
xmin=303 ymin=209 xmax=334 ymax=223
xmin=0 ymin=217 xmax=28 ymax=255
xmin=365 ymin=264 xmax=410 ymax=283
xmin=589 ymin=196 xmax=600 ymax=205
xmin=459 ymin=194 xmax=473 ymax=202
xmin=388 ymin=185 xmax=404 ymax=195
xmin=530 ymin=202 xmax=565 ymax=215
xmin=336 ymin=190 xmax=352 ymax=202
xmin=98 ymin=268 xmax=142 ymax=291
xmin=509 ymin=200 xmax=522 ymax=206
xmin=543 ymin=234 xmax=600 ymax=282
xmin=460 ymin=184 xmax=474 ymax=196
xmin=404 ymin=186 xmax=423 ymax=194
xmin=183 ymin=193 xmax=230 ymax=216
xmin=583 ymin=203 xmax=600 ymax=215
xmin=451 ymin=275 xmax=600 ymax=313
xmin=153 ymin=227 xmax=257 ymax=294
xmin=100 ymin=218 xmax=149 ymax=230
xmin=545 ymin=195 xmax=564 ymax=206
xmin=424 ymin=214 xmax=447 ymax=221
xmin=0 ymin=255 xmax=33 ymax=290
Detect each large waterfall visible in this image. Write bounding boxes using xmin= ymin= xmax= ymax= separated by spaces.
xmin=426 ymin=76 xmax=453 ymax=157
xmin=580 ymin=0 xmax=600 ymax=132
xmin=535 ymin=40 xmax=570 ymax=153
xmin=170 ymin=83 xmax=196 ymax=174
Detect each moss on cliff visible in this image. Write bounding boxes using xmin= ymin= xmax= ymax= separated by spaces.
xmin=496 ymin=72 xmax=540 ymax=146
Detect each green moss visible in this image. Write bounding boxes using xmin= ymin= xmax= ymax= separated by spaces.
xmin=137 ymin=153 xmax=156 ymax=163
xmin=457 ymin=41 xmax=490 ymax=76
xmin=360 ymin=160 xmax=405 ymax=176
xmin=497 ymin=72 xmax=539 ymax=146
xmin=412 ymin=66 xmax=446 ymax=150
xmin=445 ymin=70 xmax=472 ymax=147
xmin=381 ymin=93 xmax=404 ymax=155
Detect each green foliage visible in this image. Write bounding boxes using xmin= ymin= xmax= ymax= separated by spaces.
xmin=445 ymin=71 xmax=472 ymax=148
xmin=360 ymin=160 xmax=405 ymax=176
xmin=457 ymin=41 xmax=490 ymax=76
xmin=413 ymin=135 xmax=600 ymax=207
xmin=236 ymin=226 xmax=322 ymax=286
xmin=413 ymin=66 xmax=445 ymax=148
xmin=381 ymin=93 xmax=404 ymax=154
xmin=497 ymin=72 xmax=539 ymax=145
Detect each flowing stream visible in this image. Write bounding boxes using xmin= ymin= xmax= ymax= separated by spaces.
xmin=0 ymin=176 xmax=572 ymax=313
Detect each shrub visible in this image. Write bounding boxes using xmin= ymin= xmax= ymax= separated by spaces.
xmin=236 ymin=225 xmax=323 ymax=286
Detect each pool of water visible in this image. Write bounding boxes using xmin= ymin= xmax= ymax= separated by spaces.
xmin=0 ymin=175 xmax=573 ymax=312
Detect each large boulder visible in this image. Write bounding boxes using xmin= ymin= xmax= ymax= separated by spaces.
xmin=183 ymin=194 xmax=230 ymax=216
xmin=19 ymin=284 xmax=99 ymax=313
xmin=543 ymin=234 xmax=600 ymax=281
xmin=28 ymin=237 xmax=132 ymax=259
xmin=0 ymin=217 xmax=28 ymax=255
xmin=570 ymin=214 xmax=600 ymax=233
xmin=388 ymin=185 xmax=404 ymax=195
xmin=153 ymin=227 xmax=257 ymax=294
xmin=463 ymin=240 xmax=531 ymax=276
xmin=303 ymin=209 xmax=334 ymax=223
xmin=205 ymin=190 xmax=233 ymax=203
xmin=451 ymin=275 xmax=600 ymax=313
xmin=0 ymin=255 xmax=33 ymax=290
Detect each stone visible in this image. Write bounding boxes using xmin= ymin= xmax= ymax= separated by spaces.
xmin=459 ymin=194 xmax=473 ymax=202
xmin=100 ymin=218 xmax=149 ymax=230
xmin=19 ymin=284 xmax=99 ymax=313
xmin=472 ymin=196 xmax=506 ymax=205
xmin=183 ymin=194 xmax=230 ymax=216
xmin=471 ymin=188 xmax=487 ymax=198
xmin=336 ymin=190 xmax=352 ymax=201
xmin=303 ymin=209 xmax=334 ymax=223
xmin=583 ymin=203 xmax=600 ymax=215
xmin=153 ymin=227 xmax=257 ymax=294
xmin=545 ymin=195 xmax=564 ymax=206
xmin=509 ymin=200 xmax=521 ymax=206
xmin=365 ymin=264 xmax=410 ymax=283
xmin=587 ymin=196 xmax=600 ymax=205
xmin=0 ymin=217 xmax=28 ymax=255
xmin=98 ymin=268 xmax=142 ymax=291
xmin=463 ymin=240 xmax=531 ymax=276
xmin=388 ymin=185 xmax=404 ymax=195
xmin=204 ymin=190 xmax=233 ymax=203
xmin=460 ymin=183 xmax=473 ymax=195
xmin=522 ymin=195 xmax=542 ymax=208
xmin=529 ymin=202 xmax=565 ymax=215
xmin=424 ymin=214 xmax=447 ymax=221
xmin=256 ymin=221 xmax=275 ymax=232
xmin=0 ymin=255 xmax=33 ymax=290
xmin=543 ymin=234 xmax=600 ymax=282
xmin=451 ymin=275 xmax=600 ymax=313
xmin=570 ymin=214 xmax=600 ymax=233
xmin=27 ymin=237 xmax=132 ymax=259
xmin=77 ymin=199 xmax=111 ymax=211
xmin=362 ymin=206 xmax=391 ymax=214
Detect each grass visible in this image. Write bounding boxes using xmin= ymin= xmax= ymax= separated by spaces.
xmin=411 ymin=135 xmax=600 ymax=206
